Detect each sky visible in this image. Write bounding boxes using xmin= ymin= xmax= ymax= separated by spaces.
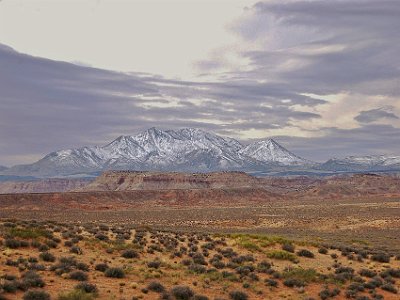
xmin=0 ymin=0 xmax=399 ymax=166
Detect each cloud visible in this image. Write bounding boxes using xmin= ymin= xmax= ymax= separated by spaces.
xmin=355 ymin=107 xmax=399 ymax=123
xmin=1 ymin=0 xmax=400 ymax=165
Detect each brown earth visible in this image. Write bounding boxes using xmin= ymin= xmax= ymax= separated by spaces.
xmin=0 ymin=178 xmax=92 ymax=194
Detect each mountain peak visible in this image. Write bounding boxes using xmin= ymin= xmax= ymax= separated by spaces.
xmin=2 ymin=127 xmax=314 ymax=177
xmin=240 ymin=138 xmax=309 ymax=165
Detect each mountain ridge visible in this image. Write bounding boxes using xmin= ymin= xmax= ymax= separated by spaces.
xmin=1 ymin=128 xmax=400 ymax=178
xmin=2 ymin=128 xmax=313 ymax=177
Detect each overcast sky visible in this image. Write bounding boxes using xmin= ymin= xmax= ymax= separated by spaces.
xmin=0 ymin=0 xmax=399 ymax=166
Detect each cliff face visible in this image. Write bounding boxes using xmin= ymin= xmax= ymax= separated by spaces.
xmin=79 ymin=171 xmax=262 ymax=191
xmin=0 ymin=178 xmax=92 ymax=194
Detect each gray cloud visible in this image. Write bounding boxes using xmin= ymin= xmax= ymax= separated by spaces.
xmin=273 ymin=124 xmax=400 ymax=162
xmin=355 ymin=107 xmax=399 ymax=123
xmin=1 ymin=0 xmax=400 ymax=166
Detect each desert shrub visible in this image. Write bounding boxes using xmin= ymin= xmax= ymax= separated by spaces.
xmin=318 ymin=248 xmax=328 ymax=254
xmin=121 ymin=249 xmax=139 ymax=259
xmin=283 ymin=278 xmax=305 ymax=287
xmin=147 ymin=281 xmax=165 ymax=293
xmin=282 ymin=243 xmax=295 ymax=253
xmin=8 ymin=227 xmax=52 ymax=239
xmin=69 ymin=271 xmax=88 ymax=281
xmin=371 ymin=253 xmax=390 ymax=263
xmin=231 ymin=255 xmax=254 ymax=264
xmin=210 ymin=258 xmax=225 ymax=269
xmin=94 ymin=233 xmax=108 ymax=241
xmin=65 ymin=240 xmax=73 ymax=247
xmin=58 ymin=289 xmax=95 ymax=300
xmin=219 ymin=248 xmax=237 ymax=258
xmin=4 ymin=238 xmax=22 ymax=249
xmin=266 ymin=250 xmax=298 ymax=262
xmin=192 ymin=253 xmax=207 ymax=265
xmin=38 ymin=244 xmax=50 ymax=252
xmin=99 ymin=224 xmax=109 ymax=231
xmin=229 ymin=290 xmax=248 ymax=300
xmin=319 ymin=287 xmax=340 ymax=300
xmin=265 ymin=278 xmax=278 ymax=287
xmin=22 ymin=290 xmax=51 ymax=300
xmin=105 ymin=267 xmax=125 ymax=278
xmin=147 ymin=260 xmax=161 ymax=269
xmin=2 ymin=274 xmax=17 ymax=281
xmin=188 ymin=263 xmax=207 ymax=274
xmin=383 ymin=268 xmax=400 ymax=278
xmin=297 ymin=249 xmax=314 ymax=258
xmin=51 ymin=256 xmax=78 ymax=275
xmin=70 ymin=246 xmax=83 ymax=255
xmin=76 ymin=263 xmax=89 ymax=272
xmin=348 ymin=282 xmax=365 ymax=292
xmin=75 ymin=282 xmax=98 ymax=294
xmin=2 ymin=280 xmax=18 ymax=293
xmin=22 ymin=271 xmax=45 ymax=287
xmin=31 ymin=240 xmax=41 ymax=248
xmin=335 ymin=266 xmax=354 ymax=274
xmin=364 ymin=277 xmax=382 ymax=289
xmin=170 ymin=285 xmax=194 ymax=300
xmin=283 ymin=268 xmax=319 ymax=285
xmin=235 ymin=265 xmax=255 ymax=277
xmin=5 ymin=259 xmax=18 ymax=266
xmin=256 ymin=260 xmax=272 ymax=273
xmin=46 ymin=240 xmax=58 ymax=248
xmin=381 ymin=283 xmax=397 ymax=294
xmin=94 ymin=263 xmax=108 ymax=272
xmin=359 ymin=269 xmax=377 ymax=278
xmin=28 ymin=257 xmax=38 ymax=263
xmin=39 ymin=252 xmax=56 ymax=262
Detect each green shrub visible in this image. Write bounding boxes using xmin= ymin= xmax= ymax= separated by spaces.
xmin=147 ymin=281 xmax=165 ymax=293
xmin=23 ymin=290 xmax=51 ymax=300
xmin=94 ymin=263 xmax=108 ymax=272
xmin=282 ymin=243 xmax=295 ymax=253
xmin=381 ymin=283 xmax=397 ymax=294
xmin=170 ymin=285 xmax=194 ymax=300
xmin=75 ymin=282 xmax=98 ymax=294
xmin=266 ymin=250 xmax=298 ymax=262
xmin=121 ymin=249 xmax=139 ymax=259
xmin=229 ymin=290 xmax=248 ymax=300
xmin=359 ymin=269 xmax=377 ymax=278
xmin=58 ymin=289 xmax=96 ymax=300
xmin=69 ymin=271 xmax=88 ymax=281
xmin=297 ymin=249 xmax=314 ymax=258
xmin=8 ymin=227 xmax=51 ymax=239
xmin=22 ymin=271 xmax=46 ymax=288
xmin=282 ymin=268 xmax=320 ymax=284
xmin=104 ymin=267 xmax=125 ymax=278
xmin=371 ymin=253 xmax=390 ymax=263
xmin=39 ymin=252 xmax=56 ymax=262
xmin=318 ymin=247 xmax=328 ymax=254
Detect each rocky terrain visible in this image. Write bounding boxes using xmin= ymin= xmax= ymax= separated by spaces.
xmin=0 ymin=178 xmax=92 ymax=194
xmin=79 ymin=171 xmax=262 ymax=191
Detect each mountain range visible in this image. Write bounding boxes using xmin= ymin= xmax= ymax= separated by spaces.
xmin=1 ymin=127 xmax=399 ymax=178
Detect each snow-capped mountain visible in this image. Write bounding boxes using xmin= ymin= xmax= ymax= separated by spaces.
xmin=2 ymin=128 xmax=313 ymax=177
xmin=239 ymin=139 xmax=311 ymax=166
xmin=320 ymin=155 xmax=400 ymax=171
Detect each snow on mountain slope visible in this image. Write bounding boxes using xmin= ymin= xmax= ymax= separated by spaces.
xmin=320 ymin=155 xmax=400 ymax=171
xmin=239 ymin=139 xmax=311 ymax=165
xmin=1 ymin=128 xmax=315 ymax=177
